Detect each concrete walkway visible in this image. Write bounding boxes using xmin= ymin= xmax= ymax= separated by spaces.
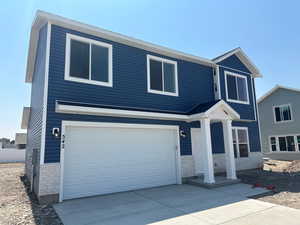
xmin=54 ymin=184 xmax=300 ymax=225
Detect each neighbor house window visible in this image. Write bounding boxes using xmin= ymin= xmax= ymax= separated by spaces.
xmin=65 ymin=33 xmax=113 ymax=86
xmin=147 ymin=55 xmax=178 ymax=96
xmin=270 ymin=135 xmax=298 ymax=152
xmin=270 ymin=137 xmax=277 ymax=152
xmin=273 ymin=104 xmax=292 ymax=123
xmin=225 ymin=71 xmax=249 ymax=104
xmin=232 ymin=127 xmax=249 ymax=158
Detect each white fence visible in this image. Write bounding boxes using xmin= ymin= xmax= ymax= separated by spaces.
xmin=0 ymin=149 xmax=25 ymax=163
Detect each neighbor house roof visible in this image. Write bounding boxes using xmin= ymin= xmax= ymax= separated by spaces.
xmin=25 ymin=11 xmax=263 ymax=83
xmin=212 ymin=47 xmax=263 ymax=78
xmin=257 ymin=85 xmax=300 ymax=104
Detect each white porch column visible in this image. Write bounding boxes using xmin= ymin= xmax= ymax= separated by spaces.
xmin=222 ymin=119 xmax=237 ymax=180
xmin=201 ymin=118 xmax=215 ymax=183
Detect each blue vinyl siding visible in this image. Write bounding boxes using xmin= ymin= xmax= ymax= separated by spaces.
xmin=217 ymin=55 xmax=256 ymax=120
xmin=45 ymin=114 xmax=195 ymax=163
xmin=211 ymin=123 xmax=225 ymax=154
xmin=210 ymin=121 xmax=261 ymax=154
xmin=48 ymin=25 xmax=214 ymax=112
xmin=44 ymin=24 xmax=215 ymax=163
xmin=218 ymin=54 xmax=251 ymax=74
xmin=41 ymin=24 xmax=261 ymax=163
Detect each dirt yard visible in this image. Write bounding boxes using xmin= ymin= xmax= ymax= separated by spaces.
xmin=0 ymin=163 xmax=62 ymax=225
xmin=1 ymin=161 xmax=300 ymax=224
xmin=238 ymin=160 xmax=300 ymax=209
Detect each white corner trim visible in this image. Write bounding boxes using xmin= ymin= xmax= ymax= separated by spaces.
xmin=40 ymin=22 xmax=51 ymax=165
xmin=224 ymin=70 xmax=250 ymax=105
xmin=59 ymin=121 xmax=182 ymax=202
xmin=64 ymin=33 xmax=113 ymax=87
xmin=251 ymin=78 xmax=257 ymax=121
xmin=146 ymin=54 xmax=179 ymax=97
xmin=216 ymin=65 xmax=221 ymax=100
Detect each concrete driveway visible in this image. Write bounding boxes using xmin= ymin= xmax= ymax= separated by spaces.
xmin=54 ymin=184 xmax=300 ymax=225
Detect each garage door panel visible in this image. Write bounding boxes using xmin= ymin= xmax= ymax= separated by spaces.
xmin=63 ymin=125 xmax=178 ymax=200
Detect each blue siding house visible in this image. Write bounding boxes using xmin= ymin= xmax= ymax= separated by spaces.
xmin=22 ymin=11 xmax=263 ymax=203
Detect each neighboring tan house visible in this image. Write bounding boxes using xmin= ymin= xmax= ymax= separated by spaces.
xmin=15 ymin=133 xmax=27 ymax=149
xmin=258 ymin=85 xmax=300 ymax=160
xmin=22 ymin=11 xmax=263 ymax=204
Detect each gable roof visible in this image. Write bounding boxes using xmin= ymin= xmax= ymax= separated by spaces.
xmin=257 ymin=85 xmax=300 ymax=103
xmin=25 ymin=11 xmax=263 ymax=83
xmin=26 ymin=10 xmax=214 ymax=83
xmin=212 ymin=47 xmax=263 ymax=78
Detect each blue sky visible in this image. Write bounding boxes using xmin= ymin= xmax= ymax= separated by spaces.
xmin=1 ymin=0 xmax=299 ymax=139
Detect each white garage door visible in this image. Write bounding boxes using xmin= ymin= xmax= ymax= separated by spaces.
xmin=62 ymin=123 xmax=179 ymax=200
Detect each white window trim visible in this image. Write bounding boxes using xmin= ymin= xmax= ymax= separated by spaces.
xmin=232 ymin=126 xmax=250 ymax=158
xmin=224 ymin=71 xmax=250 ymax=104
xmin=65 ymin=33 xmax=113 ymax=87
xmin=273 ymin=103 xmax=293 ymax=124
xmin=146 ymin=54 xmax=179 ymax=97
xmin=269 ymin=134 xmax=300 ymax=153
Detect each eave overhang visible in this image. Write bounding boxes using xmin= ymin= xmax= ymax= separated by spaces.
xmin=56 ymin=100 xmax=240 ymax=122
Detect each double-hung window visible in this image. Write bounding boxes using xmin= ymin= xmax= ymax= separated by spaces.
xmin=273 ymin=104 xmax=292 ymax=123
xmin=269 ymin=135 xmax=298 ymax=152
xmin=65 ymin=33 xmax=113 ymax=86
xmin=147 ymin=55 xmax=178 ymax=96
xmin=232 ymin=127 xmax=249 ymax=158
xmin=225 ymin=71 xmax=249 ymax=104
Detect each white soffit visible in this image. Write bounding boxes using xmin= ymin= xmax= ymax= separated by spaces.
xmin=213 ymin=48 xmax=263 ymax=78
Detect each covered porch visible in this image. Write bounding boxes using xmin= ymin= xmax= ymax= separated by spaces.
xmin=189 ymin=100 xmax=240 ymax=184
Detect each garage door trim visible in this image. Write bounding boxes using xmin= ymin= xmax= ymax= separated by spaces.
xmin=59 ymin=120 xmax=182 ymax=202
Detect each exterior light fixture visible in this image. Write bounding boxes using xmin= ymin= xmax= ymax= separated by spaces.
xmin=52 ymin=128 xmax=60 ymax=138
xmin=180 ymin=130 xmax=187 ymax=138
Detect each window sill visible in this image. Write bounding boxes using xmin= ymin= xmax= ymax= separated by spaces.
xmin=269 ymin=151 xmax=300 ymax=153
xmin=227 ymin=99 xmax=250 ymax=105
xmin=65 ymin=76 xmax=113 ymax=87
xmin=274 ymin=120 xmax=293 ymax=124
xmin=148 ymin=89 xmax=178 ymax=97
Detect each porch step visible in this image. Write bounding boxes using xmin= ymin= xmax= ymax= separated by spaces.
xmin=187 ymin=176 xmax=241 ymax=189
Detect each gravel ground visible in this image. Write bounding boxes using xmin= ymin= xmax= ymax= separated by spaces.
xmin=238 ymin=160 xmax=300 ymax=209
xmin=0 ymin=163 xmax=62 ymax=225
xmin=1 ymin=161 xmax=300 ymax=224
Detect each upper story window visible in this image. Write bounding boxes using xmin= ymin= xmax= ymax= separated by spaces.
xmin=273 ymin=104 xmax=292 ymax=123
xmin=65 ymin=33 xmax=113 ymax=87
xmin=147 ymin=55 xmax=178 ymax=96
xmin=232 ymin=127 xmax=249 ymax=158
xmin=225 ymin=71 xmax=249 ymax=104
